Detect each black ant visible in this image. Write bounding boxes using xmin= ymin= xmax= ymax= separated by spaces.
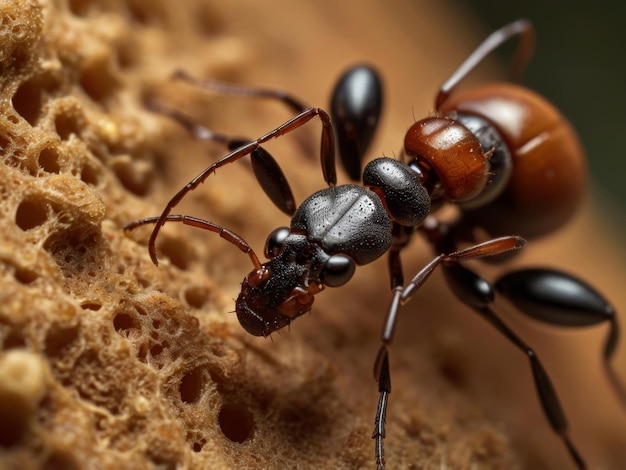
xmin=125 ymin=20 xmax=621 ymax=469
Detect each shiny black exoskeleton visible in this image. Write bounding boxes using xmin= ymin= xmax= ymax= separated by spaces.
xmin=236 ymin=156 xmax=434 ymax=338
xmin=125 ymin=20 xmax=622 ymax=470
xmin=237 ymin=184 xmax=395 ymax=337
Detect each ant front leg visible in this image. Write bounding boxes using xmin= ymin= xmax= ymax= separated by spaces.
xmin=124 ymin=215 xmax=263 ymax=270
xmin=372 ymin=235 xmax=525 ymax=469
xmin=145 ymin=107 xmax=337 ymax=266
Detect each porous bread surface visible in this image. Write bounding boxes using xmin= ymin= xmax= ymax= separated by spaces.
xmin=0 ymin=1 xmax=522 ymax=469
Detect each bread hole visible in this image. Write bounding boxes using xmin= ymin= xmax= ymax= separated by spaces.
xmin=55 ymin=113 xmax=82 ymax=141
xmin=111 ymin=156 xmax=153 ymax=196
xmin=0 ymin=393 xmax=30 ymax=448
xmin=157 ymin=236 xmax=193 ymax=271
xmin=14 ymin=266 xmax=38 ymax=284
xmin=80 ymin=58 xmax=119 ymax=103
xmin=44 ymin=323 xmax=80 ymax=359
xmin=135 ymin=305 xmax=148 ymax=316
xmin=42 ymin=449 xmax=79 ymax=470
xmin=184 ymin=285 xmax=210 ymax=309
xmin=149 ymin=341 xmax=168 ymax=358
xmin=0 ymin=413 xmax=26 ymax=449
xmin=12 ymin=79 xmax=42 ymax=125
xmin=80 ymin=161 xmax=101 ymax=186
xmin=7 ymin=42 xmax=30 ymax=74
xmin=126 ymin=1 xmax=150 ymax=25
xmin=137 ymin=343 xmax=148 ymax=362
xmin=115 ymin=41 xmax=138 ymax=69
xmin=147 ymin=451 xmax=179 ymax=470
xmin=2 ymin=329 xmax=26 ymax=350
xmin=113 ymin=312 xmax=140 ymax=335
xmin=179 ymin=366 xmax=206 ymax=404
xmin=0 ymin=134 xmax=9 ymax=152
xmin=38 ymin=147 xmax=61 ymax=174
xmin=137 ymin=276 xmax=151 ymax=288
xmin=15 ymin=198 xmax=49 ymax=231
xmin=80 ymin=302 xmax=101 ymax=311
xmin=208 ymin=367 xmax=227 ymax=386
xmin=67 ymin=0 xmax=92 ymax=17
xmin=6 ymin=113 xmax=20 ymax=125
xmin=218 ymin=402 xmax=254 ymax=443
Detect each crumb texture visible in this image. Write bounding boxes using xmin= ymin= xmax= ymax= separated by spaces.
xmin=1 ymin=1 xmax=624 ymax=469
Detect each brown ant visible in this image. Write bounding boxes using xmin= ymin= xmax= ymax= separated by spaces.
xmin=125 ymin=20 xmax=621 ymax=469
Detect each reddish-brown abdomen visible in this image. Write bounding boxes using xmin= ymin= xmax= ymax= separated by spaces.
xmin=440 ymin=83 xmax=586 ymax=237
xmin=404 ymin=117 xmax=488 ymax=202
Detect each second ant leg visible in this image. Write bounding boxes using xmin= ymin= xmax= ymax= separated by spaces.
xmin=443 ymin=262 xmax=587 ymax=469
xmin=371 ymin=235 xmax=525 ymax=469
xmin=146 ymin=99 xmax=297 ymax=215
xmin=173 ymin=68 xmax=310 ymax=114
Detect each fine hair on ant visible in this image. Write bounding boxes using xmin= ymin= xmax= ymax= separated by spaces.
xmin=125 ymin=20 xmax=622 ymax=470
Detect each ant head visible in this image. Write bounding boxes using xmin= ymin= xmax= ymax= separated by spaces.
xmin=235 ymin=229 xmax=356 ymax=337
xmin=235 ymin=264 xmax=317 ymax=337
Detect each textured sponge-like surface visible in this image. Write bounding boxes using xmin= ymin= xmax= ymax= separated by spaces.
xmin=1 ymin=1 xmax=624 ymax=469
xmin=0 ymin=1 xmax=517 ymax=468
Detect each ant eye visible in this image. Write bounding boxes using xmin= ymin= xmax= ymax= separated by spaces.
xmin=321 ymin=254 xmax=356 ymax=287
xmin=264 ymin=227 xmax=290 ymax=258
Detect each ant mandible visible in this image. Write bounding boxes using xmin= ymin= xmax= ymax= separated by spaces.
xmin=125 ymin=20 xmax=621 ymax=470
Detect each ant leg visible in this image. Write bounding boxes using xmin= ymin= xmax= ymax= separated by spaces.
xmin=372 ymin=343 xmax=391 ymax=470
xmin=401 ymin=236 xmax=525 ymax=303
xmin=371 ymin=234 xmax=525 ymax=468
xmin=436 ymin=19 xmax=535 ymax=109
xmin=147 ymin=107 xmax=336 ymax=266
xmin=124 ymin=214 xmax=262 ymax=270
xmin=172 ymin=69 xmax=310 ymax=114
xmin=146 ymin=99 xmax=297 ymax=215
xmin=371 ymin=224 xmax=410 ymax=468
xmin=173 ymin=67 xmax=385 ymax=181
xmin=495 ymin=268 xmax=626 ymax=410
xmin=145 ymin=99 xmax=242 ymax=148
xmin=443 ymin=263 xmax=587 ymax=469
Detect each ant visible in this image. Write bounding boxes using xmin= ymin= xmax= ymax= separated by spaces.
xmin=125 ymin=20 xmax=622 ymax=469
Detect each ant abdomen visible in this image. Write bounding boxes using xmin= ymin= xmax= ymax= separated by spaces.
xmin=440 ymin=83 xmax=587 ymax=237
